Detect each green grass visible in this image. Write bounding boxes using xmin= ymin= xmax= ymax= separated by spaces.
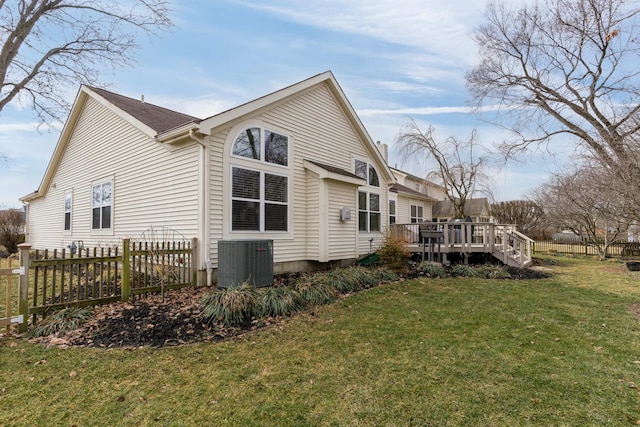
xmin=3 ymin=256 xmax=640 ymax=426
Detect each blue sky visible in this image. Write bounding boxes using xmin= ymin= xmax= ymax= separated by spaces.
xmin=0 ymin=0 xmax=569 ymax=208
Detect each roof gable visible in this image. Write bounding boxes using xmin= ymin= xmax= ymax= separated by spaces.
xmin=86 ymin=86 xmax=201 ymax=134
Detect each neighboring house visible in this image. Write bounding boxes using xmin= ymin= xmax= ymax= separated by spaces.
xmin=431 ymin=197 xmax=493 ymax=223
xmin=21 ymin=71 xmax=395 ymax=284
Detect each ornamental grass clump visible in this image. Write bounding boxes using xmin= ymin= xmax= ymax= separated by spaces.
xmin=475 ymin=264 xmax=512 ymax=279
xmin=451 ymin=264 xmax=477 ymax=277
xmin=258 ymin=286 xmax=305 ymax=318
xmin=417 ymin=261 xmax=447 ymax=278
xmin=372 ymin=267 xmax=398 ymax=282
xmin=28 ymin=307 xmax=93 ymax=338
xmin=293 ymin=276 xmax=337 ymax=306
xmin=324 ymin=268 xmax=361 ymax=294
xmin=201 ymin=283 xmax=260 ymax=327
xmin=349 ymin=266 xmax=379 ymax=288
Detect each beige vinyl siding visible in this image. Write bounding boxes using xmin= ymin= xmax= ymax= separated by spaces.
xmin=210 ymin=83 xmax=389 ymax=266
xmin=327 ymin=181 xmax=357 ymax=260
xmin=27 ymin=97 xmax=199 ymax=250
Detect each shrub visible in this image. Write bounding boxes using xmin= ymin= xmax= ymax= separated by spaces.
xmin=475 ymin=264 xmax=511 ymax=279
xmin=451 ymin=264 xmax=477 ymax=277
xmin=293 ymin=277 xmax=337 ymax=306
xmin=28 ymin=307 xmax=93 ymax=338
xmin=376 ymin=234 xmax=411 ymax=271
xmin=201 ymin=283 xmax=260 ymax=327
xmin=417 ymin=261 xmax=447 ymax=278
xmin=259 ymin=286 xmax=305 ymax=317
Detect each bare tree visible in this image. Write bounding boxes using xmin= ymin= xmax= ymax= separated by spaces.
xmin=395 ymin=118 xmax=494 ymax=219
xmin=532 ymin=167 xmax=631 ymax=257
xmin=0 ymin=208 xmax=25 ymax=254
xmin=467 ymin=0 xmax=640 ymax=171
xmin=491 ymin=200 xmax=545 ymax=237
xmin=0 ymin=0 xmax=172 ymax=126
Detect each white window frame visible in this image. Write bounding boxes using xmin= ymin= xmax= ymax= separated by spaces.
xmin=91 ymin=179 xmax=113 ymax=232
xmin=64 ymin=191 xmax=72 ymax=232
xmin=231 ymin=126 xmax=290 ymax=169
xmin=358 ymin=190 xmax=381 ymax=232
xmin=230 ymin=165 xmax=289 ymax=233
xmin=389 ymin=198 xmax=396 ymax=225
xmin=353 ymin=158 xmax=380 ymax=187
xmin=410 ymin=204 xmax=424 ymax=223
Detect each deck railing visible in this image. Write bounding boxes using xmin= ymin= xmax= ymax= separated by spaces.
xmin=390 ymin=222 xmax=533 ymax=268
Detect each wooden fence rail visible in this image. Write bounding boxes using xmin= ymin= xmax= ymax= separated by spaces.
xmin=12 ymin=238 xmax=197 ymax=329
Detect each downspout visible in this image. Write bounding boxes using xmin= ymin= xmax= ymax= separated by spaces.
xmin=189 ymin=129 xmax=211 ymax=286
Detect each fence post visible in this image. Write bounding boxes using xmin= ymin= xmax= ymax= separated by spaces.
xmin=121 ymin=238 xmax=130 ymax=301
xmin=17 ymin=243 xmax=31 ymax=334
xmin=191 ymin=237 xmax=199 ymax=286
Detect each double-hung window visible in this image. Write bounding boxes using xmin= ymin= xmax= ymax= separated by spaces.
xmin=64 ymin=192 xmax=72 ymax=231
xmin=231 ymin=126 xmax=290 ymax=233
xmin=232 ymin=167 xmax=288 ymax=231
xmin=389 ymin=199 xmax=396 ymax=224
xmin=92 ymin=181 xmax=112 ymax=230
xmin=358 ymin=191 xmax=380 ymax=232
xmin=410 ymin=205 xmax=423 ymax=223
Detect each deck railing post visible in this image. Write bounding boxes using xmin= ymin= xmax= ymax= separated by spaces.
xmin=17 ymin=243 xmax=31 ymax=334
xmin=121 ymin=238 xmax=130 ymax=301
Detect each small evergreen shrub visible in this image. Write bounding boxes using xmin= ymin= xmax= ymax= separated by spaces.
xmin=376 ymin=234 xmax=411 ymax=271
xmin=451 ymin=264 xmax=477 ymax=277
xmin=417 ymin=261 xmax=447 ymax=278
xmin=28 ymin=307 xmax=93 ymax=338
xmin=293 ymin=277 xmax=337 ymax=306
xmin=258 ymin=286 xmax=305 ymax=317
xmin=201 ymin=283 xmax=260 ymax=327
xmin=475 ymin=264 xmax=511 ymax=279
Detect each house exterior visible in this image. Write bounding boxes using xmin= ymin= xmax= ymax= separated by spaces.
xmin=21 ymin=71 xmax=395 ymax=284
xmin=431 ymin=197 xmax=493 ymax=223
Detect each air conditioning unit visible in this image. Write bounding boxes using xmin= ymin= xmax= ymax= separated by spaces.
xmin=217 ymin=240 xmax=274 ymax=288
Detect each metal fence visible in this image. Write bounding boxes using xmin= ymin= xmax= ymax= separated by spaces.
xmin=532 ymin=240 xmax=635 ymax=257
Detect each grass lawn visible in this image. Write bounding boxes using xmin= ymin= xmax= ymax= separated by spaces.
xmin=2 ymin=256 xmax=640 ymax=426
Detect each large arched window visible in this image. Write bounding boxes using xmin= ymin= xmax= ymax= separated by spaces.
xmin=232 ymin=127 xmax=288 ymax=166
xmin=355 ymin=158 xmax=381 ymax=232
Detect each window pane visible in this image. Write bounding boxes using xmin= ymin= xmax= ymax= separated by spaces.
xmin=389 ymin=200 xmax=396 ymax=215
xmin=358 ymin=191 xmax=367 ymax=210
xmin=369 ymin=194 xmax=380 ymax=212
xmin=265 ymin=131 xmax=288 ymax=166
xmin=265 ymin=203 xmax=287 ymax=231
xmin=233 ymin=128 xmax=261 ymax=160
xmin=358 ymin=211 xmax=367 ymax=231
xmin=92 ymin=185 xmax=101 ymax=207
xmin=370 ymin=213 xmax=380 ymax=231
xmin=265 ymin=174 xmax=287 ymax=202
xmin=65 ymin=193 xmax=71 ymax=211
xmin=64 ymin=212 xmax=71 ymax=230
xmin=355 ymin=160 xmax=367 ymax=179
xmin=101 ymin=206 xmax=111 ymax=229
xmin=418 ymin=206 xmax=423 ymax=219
xmin=232 ymin=168 xmax=260 ymax=199
xmin=411 ymin=205 xmax=416 ymax=217
xmin=92 ymin=207 xmax=101 ymax=229
xmin=102 ymin=182 xmax=112 ymax=205
xmin=390 ymin=215 xmax=396 ymax=224
xmin=232 ymin=200 xmax=260 ymax=230
xmin=368 ymin=165 xmax=379 ymax=187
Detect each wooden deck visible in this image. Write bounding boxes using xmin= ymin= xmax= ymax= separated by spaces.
xmin=390 ymin=222 xmax=534 ymax=268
